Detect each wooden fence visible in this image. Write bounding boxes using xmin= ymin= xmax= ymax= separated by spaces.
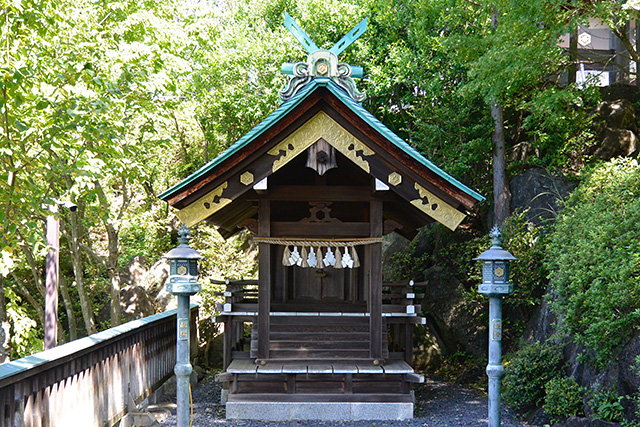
xmin=0 ymin=305 xmax=198 ymax=427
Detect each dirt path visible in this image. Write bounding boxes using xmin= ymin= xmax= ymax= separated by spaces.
xmin=159 ymin=374 xmax=529 ymax=426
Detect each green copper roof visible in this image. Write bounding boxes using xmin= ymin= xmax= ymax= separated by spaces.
xmin=159 ymin=79 xmax=484 ymax=203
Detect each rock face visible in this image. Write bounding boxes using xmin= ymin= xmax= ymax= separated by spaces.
xmin=598 ymin=98 xmax=636 ymax=130
xmin=118 ymin=256 xmax=174 ymax=322
xmin=567 ymin=334 xmax=640 ymax=419
xmin=510 ymin=167 xmax=576 ymax=226
xmin=592 ymin=84 xmax=640 ymax=161
xmin=414 ymin=265 xmax=487 ymax=373
xmin=523 ymin=290 xmax=640 ymax=421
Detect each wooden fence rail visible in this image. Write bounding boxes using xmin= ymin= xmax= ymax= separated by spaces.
xmin=0 ymin=305 xmax=198 ymax=427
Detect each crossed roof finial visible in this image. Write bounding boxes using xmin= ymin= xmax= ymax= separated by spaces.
xmin=279 ymin=12 xmax=367 ymax=102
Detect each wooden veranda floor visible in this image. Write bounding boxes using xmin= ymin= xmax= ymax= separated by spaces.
xmin=226 ymin=359 xmax=416 ymax=375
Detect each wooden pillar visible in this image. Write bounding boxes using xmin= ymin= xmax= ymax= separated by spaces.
xmin=223 ymin=320 xmax=232 ymax=370
xmin=404 ymin=322 xmax=413 ymax=365
xmin=369 ymin=199 xmax=383 ymax=360
xmin=257 ymin=198 xmax=271 ymax=361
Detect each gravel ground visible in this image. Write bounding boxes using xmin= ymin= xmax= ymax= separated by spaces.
xmin=159 ymin=373 xmax=529 ymax=426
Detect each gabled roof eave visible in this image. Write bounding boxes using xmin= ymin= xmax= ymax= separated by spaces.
xmin=159 ymin=79 xmax=485 ymax=206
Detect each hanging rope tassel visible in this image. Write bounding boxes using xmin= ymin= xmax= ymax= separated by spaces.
xmin=316 ymin=247 xmax=323 ymax=267
xmin=334 ymin=247 xmax=343 ymax=269
xmin=282 ymin=246 xmax=292 ymax=266
xmin=351 ymin=246 xmax=360 ymax=268
xmin=301 ymin=247 xmax=309 ymax=268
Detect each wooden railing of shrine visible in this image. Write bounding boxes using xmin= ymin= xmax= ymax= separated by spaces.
xmin=0 ymin=305 xmax=198 ymax=427
xmin=214 ymin=279 xmax=424 ymax=367
xmin=215 ymin=279 xmax=422 ymax=315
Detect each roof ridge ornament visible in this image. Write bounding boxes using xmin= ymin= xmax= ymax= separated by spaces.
xmin=279 ymin=12 xmax=366 ymax=103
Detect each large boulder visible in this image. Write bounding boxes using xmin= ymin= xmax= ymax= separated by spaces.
xmin=382 ymin=232 xmax=410 ymax=281
xmin=597 ymin=98 xmax=636 ymax=130
xmin=121 ymin=285 xmax=156 ymax=322
xmin=416 ymin=266 xmax=487 ymax=366
xmin=525 ymin=295 xmax=640 ymax=421
xmin=594 ymin=128 xmax=638 ymax=160
xmin=120 ymin=256 xmax=156 ymax=322
xmin=510 ymin=167 xmax=576 ymax=226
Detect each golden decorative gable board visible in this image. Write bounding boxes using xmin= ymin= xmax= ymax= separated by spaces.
xmin=176 ymin=182 xmax=232 ymax=227
xmin=410 ymin=183 xmax=466 ymax=231
xmin=268 ymin=111 xmax=374 ymax=173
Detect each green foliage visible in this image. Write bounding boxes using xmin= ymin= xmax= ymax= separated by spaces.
xmin=501 ymin=212 xmax=549 ymax=336
xmin=621 ymin=356 xmax=640 ymax=427
xmin=546 ymin=158 xmax=640 ymax=366
xmin=503 ymin=342 xmax=564 ymax=413
xmin=118 ymin=206 xmax=173 ymax=268
xmin=590 ymin=389 xmax=625 ymax=423
xmin=5 ymin=288 xmax=43 ymax=359
xmin=358 ymin=0 xmax=493 ymax=192
xmin=543 ymin=376 xmax=585 ymax=421
xmin=522 ymin=85 xmax=601 ymax=171
xmin=185 ymin=0 xmax=364 ymax=162
xmin=191 ymin=225 xmax=257 ymax=316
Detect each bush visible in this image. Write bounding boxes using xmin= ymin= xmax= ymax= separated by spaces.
xmin=503 ymin=341 xmax=565 ymax=413
xmin=590 ymin=389 xmax=625 ymax=423
xmin=545 ymin=158 xmax=640 ymax=366
xmin=544 ymin=376 xmax=585 ymax=421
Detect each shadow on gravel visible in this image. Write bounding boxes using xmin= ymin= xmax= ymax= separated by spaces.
xmin=159 ymin=374 xmax=529 ymax=427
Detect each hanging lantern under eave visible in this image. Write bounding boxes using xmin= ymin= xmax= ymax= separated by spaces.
xmin=473 ymin=227 xmax=517 ymax=297
xmin=163 ymin=226 xmax=203 ymax=296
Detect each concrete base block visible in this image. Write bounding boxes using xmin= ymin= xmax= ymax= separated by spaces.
xmin=226 ymin=402 xmax=414 ymax=420
xmin=350 ymin=403 xmax=413 ymax=420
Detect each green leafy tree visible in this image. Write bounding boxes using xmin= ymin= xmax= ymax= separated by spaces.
xmin=0 ymin=0 xmax=190 ymax=354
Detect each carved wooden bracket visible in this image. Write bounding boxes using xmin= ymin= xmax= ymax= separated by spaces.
xmin=383 ymin=219 xmax=402 ymax=235
xmin=238 ymin=218 xmax=258 ymax=234
xmin=300 ymin=202 xmax=340 ymax=223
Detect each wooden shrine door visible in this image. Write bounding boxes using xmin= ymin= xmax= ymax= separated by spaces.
xmin=272 ymin=246 xmax=365 ymax=312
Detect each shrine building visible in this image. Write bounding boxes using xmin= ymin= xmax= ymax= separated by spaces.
xmin=159 ymin=14 xmax=484 ymax=420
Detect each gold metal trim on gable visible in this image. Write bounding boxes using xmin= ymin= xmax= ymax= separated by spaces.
xmin=240 ymin=171 xmax=254 ymax=186
xmin=176 ymin=182 xmax=232 ymax=227
xmin=410 ymin=183 xmax=466 ymax=231
xmin=388 ymin=172 xmax=402 ymax=187
xmin=267 ymin=111 xmax=374 ymax=173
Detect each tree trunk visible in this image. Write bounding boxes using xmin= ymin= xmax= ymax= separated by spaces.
xmin=491 ymin=101 xmax=511 ymax=226
xmin=10 ymin=272 xmax=45 ymax=326
xmin=568 ymin=28 xmax=578 ymax=84
xmin=59 ymin=273 xmax=78 ymax=341
xmin=106 ymin=226 xmax=122 ymax=327
xmin=0 ymin=275 xmax=10 ymax=362
xmin=94 ymin=181 xmax=122 ymax=328
xmin=490 ymin=7 xmax=511 ymax=227
xmin=67 ymin=205 xmax=97 ymax=335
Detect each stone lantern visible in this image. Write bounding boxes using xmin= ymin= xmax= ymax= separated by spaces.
xmin=163 ymin=225 xmax=203 ymax=427
xmin=474 ymin=226 xmax=517 ymax=427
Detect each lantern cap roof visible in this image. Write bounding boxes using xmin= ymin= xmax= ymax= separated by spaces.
xmin=473 ymin=226 xmax=518 ymax=261
xmin=163 ymin=225 xmax=203 ymax=260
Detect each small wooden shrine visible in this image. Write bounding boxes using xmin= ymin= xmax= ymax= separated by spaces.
xmin=159 ymin=14 xmax=484 ymax=420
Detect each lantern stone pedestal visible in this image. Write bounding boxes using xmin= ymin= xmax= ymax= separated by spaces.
xmin=474 ymin=226 xmax=517 ymax=427
xmin=163 ymin=226 xmax=202 ymax=427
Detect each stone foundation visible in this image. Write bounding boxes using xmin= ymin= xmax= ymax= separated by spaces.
xmin=226 ymin=402 xmax=414 ymax=420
